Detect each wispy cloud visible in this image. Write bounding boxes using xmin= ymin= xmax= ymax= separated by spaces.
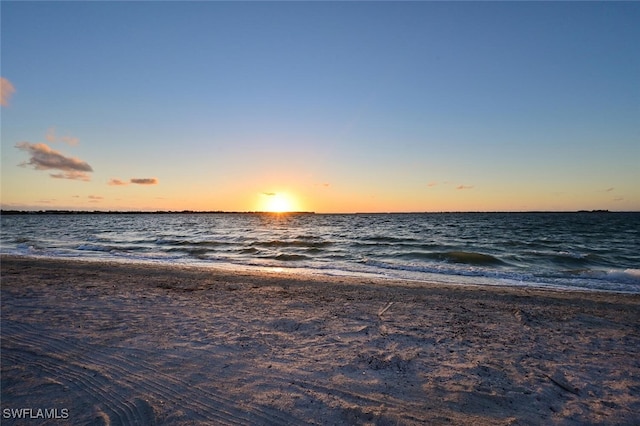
xmin=50 ymin=171 xmax=92 ymax=181
xmin=46 ymin=127 xmax=79 ymax=146
xmin=45 ymin=128 xmax=56 ymax=143
xmin=109 ymin=177 xmax=159 ymax=186
xmin=108 ymin=178 xmax=128 ymax=186
xmin=15 ymin=142 xmax=93 ymax=181
xmin=456 ymin=185 xmax=474 ymax=190
xmin=262 ymin=192 xmax=276 ymax=196
xmin=130 ymin=178 xmax=158 ymax=185
xmin=604 ymin=187 xmax=615 ymax=192
xmin=1 ymin=77 xmax=15 ymax=107
xmin=427 ymin=181 xmax=438 ymax=188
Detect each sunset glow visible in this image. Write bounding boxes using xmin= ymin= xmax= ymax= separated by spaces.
xmin=1 ymin=2 xmax=638 ymax=212
xmin=260 ymin=193 xmax=297 ymax=213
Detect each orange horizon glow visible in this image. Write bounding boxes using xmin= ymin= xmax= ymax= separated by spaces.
xmin=1 ymin=170 xmax=638 ymax=213
xmin=257 ymin=192 xmax=300 ymax=213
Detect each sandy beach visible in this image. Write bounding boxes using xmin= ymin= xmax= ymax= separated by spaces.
xmin=1 ymin=256 xmax=639 ymax=425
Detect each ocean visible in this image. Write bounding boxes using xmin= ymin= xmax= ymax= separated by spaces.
xmin=1 ymin=212 xmax=639 ymax=293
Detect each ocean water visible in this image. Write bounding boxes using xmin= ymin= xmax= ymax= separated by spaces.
xmin=1 ymin=212 xmax=639 ymax=293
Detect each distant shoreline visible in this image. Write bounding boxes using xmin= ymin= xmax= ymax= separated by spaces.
xmin=0 ymin=210 xmax=317 ymax=215
xmin=1 ymin=209 xmax=630 ymax=216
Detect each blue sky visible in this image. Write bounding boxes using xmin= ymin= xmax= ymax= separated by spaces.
xmin=1 ymin=1 xmax=638 ymax=212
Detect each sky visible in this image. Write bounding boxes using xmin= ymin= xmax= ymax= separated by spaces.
xmin=1 ymin=1 xmax=639 ymax=213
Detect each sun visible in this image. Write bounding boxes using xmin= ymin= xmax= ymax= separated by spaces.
xmin=261 ymin=192 xmax=296 ymax=213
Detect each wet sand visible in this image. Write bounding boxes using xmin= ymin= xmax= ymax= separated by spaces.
xmin=1 ymin=255 xmax=639 ymax=425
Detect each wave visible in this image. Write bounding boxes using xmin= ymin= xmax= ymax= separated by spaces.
xmin=157 ymin=239 xmax=232 ymax=248
xmin=272 ymin=254 xmax=309 ymax=261
xmin=557 ymin=268 xmax=640 ymax=285
xmin=360 ymin=259 xmax=640 ymax=292
xmin=361 ymin=236 xmax=421 ymax=244
xmin=624 ymin=268 xmax=640 ymax=279
xmin=304 ymin=247 xmax=324 ymax=254
xmin=76 ymin=244 xmax=114 ymax=252
xmin=529 ymin=250 xmax=611 ymax=267
xmin=77 ymin=244 xmax=160 ymax=254
xmin=439 ymin=251 xmax=506 ymax=265
xmin=362 ymin=258 xmax=503 ymax=277
xmin=250 ymin=240 xmax=333 ymax=249
xmin=182 ymin=248 xmax=212 ymax=259
xmin=12 ymin=243 xmax=45 ymax=254
xmin=393 ymin=250 xmax=505 ymax=265
xmin=238 ymin=247 xmax=260 ymax=254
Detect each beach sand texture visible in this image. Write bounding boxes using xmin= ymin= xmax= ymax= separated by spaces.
xmin=2 ymin=256 xmax=639 ymax=425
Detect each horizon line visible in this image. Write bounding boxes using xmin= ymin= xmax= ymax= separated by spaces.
xmin=2 ymin=209 xmax=633 ymax=215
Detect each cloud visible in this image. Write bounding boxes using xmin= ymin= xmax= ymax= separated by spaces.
xmin=45 ymin=128 xmax=56 ymax=142
xmin=50 ymin=171 xmax=91 ymax=181
xmin=262 ymin=192 xmax=276 ymax=196
xmin=427 ymin=181 xmax=438 ymax=188
xmin=108 ymin=178 xmax=128 ymax=186
xmin=46 ymin=127 xmax=79 ymax=146
xmin=456 ymin=185 xmax=474 ymax=190
xmin=61 ymin=136 xmax=79 ymax=146
xmin=15 ymin=142 xmax=93 ymax=181
xmin=109 ymin=177 xmax=159 ymax=186
xmin=1 ymin=77 xmax=15 ymax=107
xmin=130 ymin=178 xmax=158 ymax=185
xmin=88 ymin=195 xmax=103 ymax=200
xmin=605 ymin=187 xmax=615 ymax=192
